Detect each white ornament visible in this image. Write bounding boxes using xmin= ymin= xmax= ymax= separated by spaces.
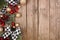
xmin=15 ymin=23 xmax=20 ymax=27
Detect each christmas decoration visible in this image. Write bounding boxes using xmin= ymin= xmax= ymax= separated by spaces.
xmin=16 ymin=13 xmax=22 ymax=18
xmin=15 ymin=23 xmax=20 ymax=27
xmin=11 ymin=22 xmax=16 ymax=28
xmin=4 ymin=37 xmax=10 ymax=40
xmin=6 ymin=7 xmax=11 ymax=12
xmin=0 ymin=27 xmax=3 ymax=32
xmin=8 ymin=5 xmax=19 ymax=14
xmin=1 ymin=6 xmax=7 ymax=14
xmin=0 ymin=0 xmax=7 ymax=8
xmin=11 ymin=22 xmax=15 ymax=26
xmin=6 ymin=0 xmax=20 ymax=6
xmin=0 ymin=15 xmax=3 ymax=17
xmin=0 ymin=19 xmax=5 ymax=27
xmin=18 ymin=5 xmax=21 ymax=8
xmin=0 ymin=37 xmax=4 ymax=40
xmin=0 ymin=37 xmax=10 ymax=40
xmin=3 ymin=25 xmax=21 ymax=40
xmin=0 ymin=0 xmax=26 ymax=40
xmin=1 ymin=14 xmax=9 ymax=21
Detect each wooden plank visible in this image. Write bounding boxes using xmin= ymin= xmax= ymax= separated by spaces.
xmin=33 ymin=0 xmax=39 ymax=40
xmin=55 ymin=0 xmax=60 ymax=40
xmin=39 ymin=0 xmax=49 ymax=40
xmin=49 ymin=0 xmax=58 ymax=40
xmin=26 ymin=0 xmax=34 ymax=40
xmin=15 ymin=3 xmax=27 ymax=40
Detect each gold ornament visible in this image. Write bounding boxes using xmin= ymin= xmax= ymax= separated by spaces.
xmin=18 ymin=5 xmax=21 ymax=8
xmin=15 ymin=23 xmax=20 ymax=27
xmin=0 ymin=27 xmax=3 ymax=32
xmin=0 ymin=14 xmax=3 ymax=17
xmin=20 ymin=0 xmax=26 ymax=5
xmin=16 ymin=13 xmax=22 ymax=17
xmin=6 ymin=7 xmax=11 ymax=12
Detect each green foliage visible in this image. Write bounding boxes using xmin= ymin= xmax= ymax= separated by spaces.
xmin=0 ymin=32 xmax=3 ymax=36
xmin=0 ymin=0 xmax=7 ymax=8
xmin=17 ymin=35 xmax=22 ymax=40
xmin=9 ymin=14 xmax=15 ymax=22
xmin=0 ymin=0 xmax=22 ymax=39
xmin=6 ymin=14 xmax=16 ymax=24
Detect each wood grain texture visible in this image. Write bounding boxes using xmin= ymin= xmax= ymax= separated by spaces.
xmin=49 ymin=0 xmax=58 ymax=40
xmin=56 ymin=0 xmax=60 ymax=40
xmin=26 ymin=0 xmax=34 ymax=40
xmin=39 ymin=0 xmax=49 ymax=40
xmin=15 ymin=0 xmax=60 ymax=40
xmin=33 ymin=0 xmax=38 ymax=40
xmin=15 ymin=1 xmax=27 ymax=40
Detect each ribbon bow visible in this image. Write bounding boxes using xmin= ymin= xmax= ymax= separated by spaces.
xmin=3 ymin=25 xmax=21 ymax=40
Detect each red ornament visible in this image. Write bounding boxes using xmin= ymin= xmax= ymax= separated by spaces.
xmin=8 ymin=4 xmax=19 ymax=14
xmin=11 ymin=22 xmax=16 ymax=28
xmin=0 ymin=37 xmax=4 ymax=40
xmin=3 ymin=15 xmax=9 ymax=21
xmin=0 ymin=19 xmax=4 ymax=23
xmin=0 ymin=14 xmax=9 ymax=27
xmin=0 ymin=37 xmax=10 ymax=40
xmin=11 ymin=22 xmax=15 ymax=26
xmin=1 ymin=14 xmax=9 ymax=21
xmin=0 ymin=19 xmax=5 ymax=27
xmin=1 ymin=22 xmax=5 ymax=27
xmin=4 ymin=37 xmax=10 ymax=40
xmin=15 ymin=5 xmax=19 ymax=12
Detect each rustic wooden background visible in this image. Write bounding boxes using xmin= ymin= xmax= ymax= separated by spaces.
xmin=16 ymin=0 xmax=60 ymax=40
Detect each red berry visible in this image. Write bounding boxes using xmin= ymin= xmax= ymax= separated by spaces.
xmin=11 ymin=22 xmax=15 ymax=26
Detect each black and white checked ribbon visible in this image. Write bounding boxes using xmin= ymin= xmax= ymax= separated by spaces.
xmin=3 ymin=25 xmax=21 ymax=40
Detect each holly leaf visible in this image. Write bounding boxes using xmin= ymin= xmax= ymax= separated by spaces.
xmin=0 ymin=0 xmax=7 ymax=8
